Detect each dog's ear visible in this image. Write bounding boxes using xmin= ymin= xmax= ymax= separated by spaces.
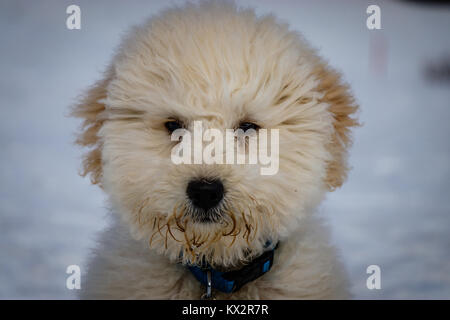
xmin=314 ymin=64 xmax=359 ymax=191
xmin=71 ymin=68 xmax=114 ymax=187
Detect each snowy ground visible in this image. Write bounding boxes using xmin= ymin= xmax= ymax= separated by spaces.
xmin=1 ymin=0 xmax=449 ymax=299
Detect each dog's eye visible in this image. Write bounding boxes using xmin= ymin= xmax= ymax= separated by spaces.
xmin=164 ymin=120 xmax=183 ymax=133
xmin=238 ymin=122 xmax=260 ymax=132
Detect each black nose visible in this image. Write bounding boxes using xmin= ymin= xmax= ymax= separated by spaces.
xmin=186 ymin=179 xmax=224 ymax=212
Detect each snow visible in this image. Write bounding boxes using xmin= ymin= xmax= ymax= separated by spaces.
xmin=0 ymin=0 xmax=449 ymax=299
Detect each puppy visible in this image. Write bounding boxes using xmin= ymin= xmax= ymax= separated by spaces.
xmin=73 ymin=1 xmax=358 ymax=299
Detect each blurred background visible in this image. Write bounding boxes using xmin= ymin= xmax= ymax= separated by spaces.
xmin=0 ymin=0 xmax=449 ymax=299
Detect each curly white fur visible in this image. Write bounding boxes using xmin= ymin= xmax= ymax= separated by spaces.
xmin=73 ymin=0 xmax=358 ymax=299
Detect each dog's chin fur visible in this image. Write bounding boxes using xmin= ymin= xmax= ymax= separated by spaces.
xmin=73 ymin=1 xmax=358 ymax=299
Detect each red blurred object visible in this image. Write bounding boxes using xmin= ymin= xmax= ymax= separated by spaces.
xmin=369 ymin=33 xmax=389 ymax=77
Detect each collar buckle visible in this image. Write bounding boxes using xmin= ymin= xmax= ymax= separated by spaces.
xmin=200 ymin=270 xmax=215 ymax=300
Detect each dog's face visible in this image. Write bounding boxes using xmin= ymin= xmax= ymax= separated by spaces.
xmin=73 ymin=3 xmax=358 ymax=267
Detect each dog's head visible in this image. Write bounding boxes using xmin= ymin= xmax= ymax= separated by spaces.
xmin=73 ymin=2 xmax=358 ymax=267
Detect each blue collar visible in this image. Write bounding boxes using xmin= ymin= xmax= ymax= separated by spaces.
xmin=187 ymin=241 xmax=278 ymax=297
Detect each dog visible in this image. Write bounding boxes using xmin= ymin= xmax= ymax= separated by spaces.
xmin=72 ymin=1 xmax=358 ymax=299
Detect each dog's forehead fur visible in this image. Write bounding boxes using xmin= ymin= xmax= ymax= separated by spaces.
xmin=110 ymin=3 xmax=321 ymax=126
xmin=72 ymin=1 xmax=358 ymax=267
